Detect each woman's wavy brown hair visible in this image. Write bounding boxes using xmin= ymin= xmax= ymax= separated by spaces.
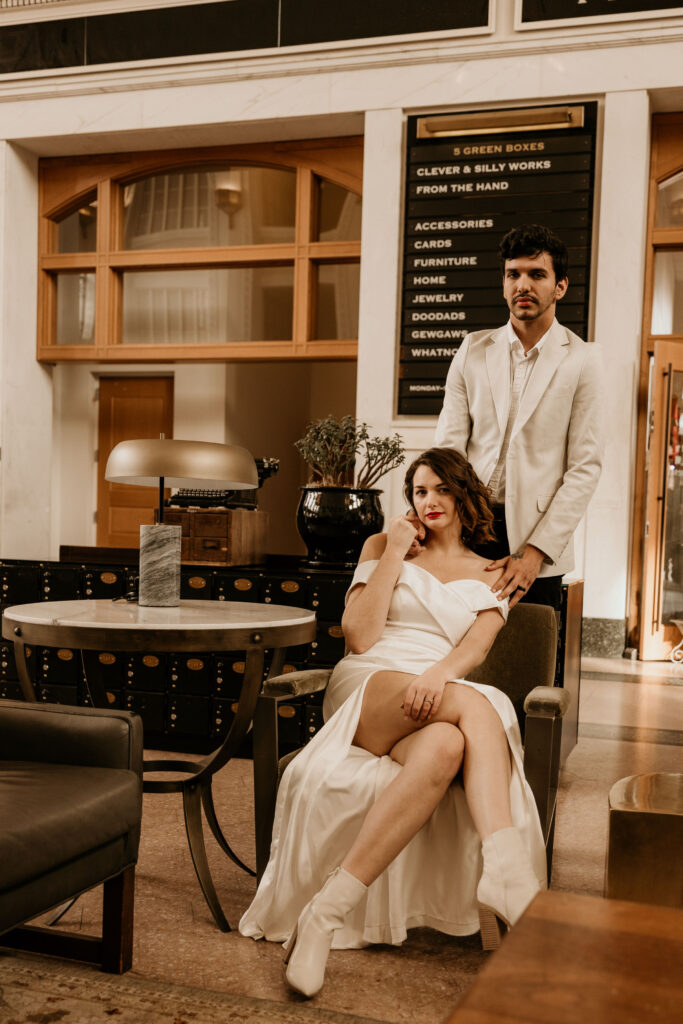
xmin=403 ymin=448 xmax=496 ymax=548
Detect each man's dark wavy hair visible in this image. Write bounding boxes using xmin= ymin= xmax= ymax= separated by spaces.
xmin=403 ymin=448 xmax=496 ymax=548
xmin=498 ymin=224 xmax=569 ymax=283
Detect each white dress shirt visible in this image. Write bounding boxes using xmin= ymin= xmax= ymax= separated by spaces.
xmin=487 ymin=321 xmax=552 ymax=503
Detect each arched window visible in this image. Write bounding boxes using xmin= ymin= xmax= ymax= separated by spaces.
xmin=38 ymin=139 xmax=362 ymax=361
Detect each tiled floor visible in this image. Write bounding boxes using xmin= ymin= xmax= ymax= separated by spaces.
xmin=579 ymin=655 xmax=683 ymax=742
xmin=17 ymin=656 xmax=683 ymax=1023
xmin=551 ymin=654 xmax=683 ymax=899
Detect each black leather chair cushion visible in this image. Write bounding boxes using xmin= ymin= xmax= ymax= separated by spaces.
xmin=0 ymin=702 xmax=142 ymax=774
xmin=0 ymin=761 xmax=141 ymax=891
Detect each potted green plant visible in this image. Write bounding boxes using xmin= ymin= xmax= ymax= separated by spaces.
xmin=294 ymin=415 xmax=405 ymax=567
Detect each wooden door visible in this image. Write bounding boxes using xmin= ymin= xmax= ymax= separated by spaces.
xmin=97 ymin=377 xmax=174 ymax=547
xmin=630 ymin=113 xmax=683 ymax=655
xmin=639 ymin=342 xmax=683 ymax=659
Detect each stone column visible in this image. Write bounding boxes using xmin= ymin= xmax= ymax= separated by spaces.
xmin=583 ymin=89 xmax=651 ymax=646
xmin=0 ymin=141 xmax=54 ymax=560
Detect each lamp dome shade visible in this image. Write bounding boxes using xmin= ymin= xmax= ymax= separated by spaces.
xmin=104 ymin=439 xmax=258 ymax=489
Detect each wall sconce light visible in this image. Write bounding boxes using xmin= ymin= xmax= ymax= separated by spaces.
xmin=214 ymin=169 xmax=243 ymax=226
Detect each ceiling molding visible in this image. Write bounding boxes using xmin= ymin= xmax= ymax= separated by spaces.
xmin=0 ymin=19 xmax=681 ymax=104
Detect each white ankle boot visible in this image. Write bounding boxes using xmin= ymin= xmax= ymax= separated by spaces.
xmin=476 ymin=827 xmax=541 ymax=950
xmin=284 ymin=867 xmax=367 ymax=998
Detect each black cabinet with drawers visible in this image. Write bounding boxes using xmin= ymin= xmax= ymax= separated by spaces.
xmin=0 ymin=553 xmax=584 ymax=765
xmin=0 ymin=553 xmax=349 ymax=757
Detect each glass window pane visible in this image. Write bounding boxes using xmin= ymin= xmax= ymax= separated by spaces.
xmin=656 ymin=170 xmax=683 ymax=228
xmin=315 ymin=263 xmax=360 ymax=339
xmin=121 ymin=267 xmax=294 ymax=344
xmin=317 ymin=179 xmax=362 ymax=241
xmin=123 ymin=166 xmax=296 ymax=249
xmin=56 ymin=272 xmax=96 ymax=345
xmin=56 ymin=194 xmax=97 ymax=253
xmin=652 ymin=251 xmax=683 ymax=334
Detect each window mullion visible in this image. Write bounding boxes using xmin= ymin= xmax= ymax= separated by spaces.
xmin=293 ymin=166 xmax=315 ymax=353
xmin=107 ymin=245 xmax=296 ymax=268
xmin=94 ymin=179 xmax=114 ymax=354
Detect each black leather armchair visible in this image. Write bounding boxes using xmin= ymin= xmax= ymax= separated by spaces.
xmin=0 ymin=700 xmax=143 ymax=973
xmin=255 ymin=602 xmax=565 ymax=881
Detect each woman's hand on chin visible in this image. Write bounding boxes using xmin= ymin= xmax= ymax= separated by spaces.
xmin=401 ymin=665 xmax=449 ymax=722
xmin=403 ymin=509 xmax=426 ymax=558
xmin=385 ymin=514 xmax=423 ymax=560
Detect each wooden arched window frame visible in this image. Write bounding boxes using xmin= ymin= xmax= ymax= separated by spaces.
xmin=37 ymin=138 xmax=363 ymax=362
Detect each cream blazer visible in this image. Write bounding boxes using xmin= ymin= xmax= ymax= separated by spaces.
xmin=434 ymin=320 xmax=604 ymax=577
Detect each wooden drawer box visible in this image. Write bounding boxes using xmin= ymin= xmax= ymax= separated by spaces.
xmin=163 ymin=507 xmax=268 ymax=565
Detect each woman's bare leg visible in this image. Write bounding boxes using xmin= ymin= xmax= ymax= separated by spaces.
xmin=341 ymin=722 xmax=464 ymax=886
xmin=354 ymin=672 xmax=513 ymax=841
xmin=456 ymin=684 xmax=512 ymax=838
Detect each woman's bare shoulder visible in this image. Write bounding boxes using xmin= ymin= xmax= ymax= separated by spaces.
xmin=467 ymin=550 xmax=504 ymax=586
xmin=358 ymin=532 xmax=388 ymax=562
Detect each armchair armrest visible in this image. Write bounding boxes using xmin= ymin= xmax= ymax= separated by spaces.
xmin=262 ymin=668 xmax=332 ymax=700
xmin=523 ymin=687 xmax=570 ymax=854
xmin=0 ymin=700 xmax=143 ymax=775
xmin=524 ymin=686 xmax=571 ymax=719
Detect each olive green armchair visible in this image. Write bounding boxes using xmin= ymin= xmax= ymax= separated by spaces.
xmin=254 ymin=602 xmax=566 ymax=882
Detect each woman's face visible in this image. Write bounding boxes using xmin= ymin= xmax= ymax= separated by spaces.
xmin=411 ymin=464 xmax=458 ymax=530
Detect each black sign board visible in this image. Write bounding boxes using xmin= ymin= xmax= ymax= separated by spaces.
xmin=520 ymin=1 xmax=682 ymax=23
xmin=397 ymin=103 xmax=597 ymax=416
xmin=280 ymin=0 xmax=491 ymax=45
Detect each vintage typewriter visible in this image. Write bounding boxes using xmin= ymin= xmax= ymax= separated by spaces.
xmin=167 ymin=457 xmax=280 ymax=510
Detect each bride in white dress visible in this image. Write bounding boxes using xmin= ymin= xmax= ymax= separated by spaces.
xmin=240 ymin=448 xmax=546 ymax=997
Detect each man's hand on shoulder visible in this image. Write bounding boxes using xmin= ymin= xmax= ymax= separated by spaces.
xmin=486 ymin=544 xmax=545 ymax=607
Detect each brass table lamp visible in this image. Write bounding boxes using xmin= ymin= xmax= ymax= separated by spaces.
xmin=104 ymin=438 xmax=258 ymax=607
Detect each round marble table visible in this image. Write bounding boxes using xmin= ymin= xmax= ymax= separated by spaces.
xmin=2 ymin=598 xmax=316 ymax=931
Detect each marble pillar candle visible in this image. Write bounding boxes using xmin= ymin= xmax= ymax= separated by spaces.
xmin=139 ymin=524 xmax=182 ymax=607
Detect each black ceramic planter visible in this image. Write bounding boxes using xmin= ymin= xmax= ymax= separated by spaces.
xmin=296 ymin=486 xmax=384 ymax=568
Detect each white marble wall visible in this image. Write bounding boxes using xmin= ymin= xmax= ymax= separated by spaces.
xmin=0 ymin=10 xmax=681 ymax=623
xmin=0 ymin=143 xmax=53 ymax=560
xmin=353 ymin=94 xmax=653 ymax=625
xmin=581 ymin=91 xmax=651 ymax=620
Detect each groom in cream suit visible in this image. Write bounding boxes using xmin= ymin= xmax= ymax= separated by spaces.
xmin=434 ymin=224 xmax=604 ymax=609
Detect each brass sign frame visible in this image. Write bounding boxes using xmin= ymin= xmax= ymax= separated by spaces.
xmin=416 ymin=105 xmax=585 ymax=139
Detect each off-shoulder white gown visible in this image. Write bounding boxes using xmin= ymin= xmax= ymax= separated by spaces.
xmin=239 ymin=559 xmax=546 ymax=948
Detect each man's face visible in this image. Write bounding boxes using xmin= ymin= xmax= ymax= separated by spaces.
xmin=502 ymin=251 xmax=568 ymax=324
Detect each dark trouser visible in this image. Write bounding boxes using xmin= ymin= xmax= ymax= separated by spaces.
xmin=473 ymin=505 xmax=563 ymax=612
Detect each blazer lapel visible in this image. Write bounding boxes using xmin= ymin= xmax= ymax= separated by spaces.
xmin=511 ymin=321 xmax=569 ymax=438
xmin=485 ymin=327 xmax=511 ymax=437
